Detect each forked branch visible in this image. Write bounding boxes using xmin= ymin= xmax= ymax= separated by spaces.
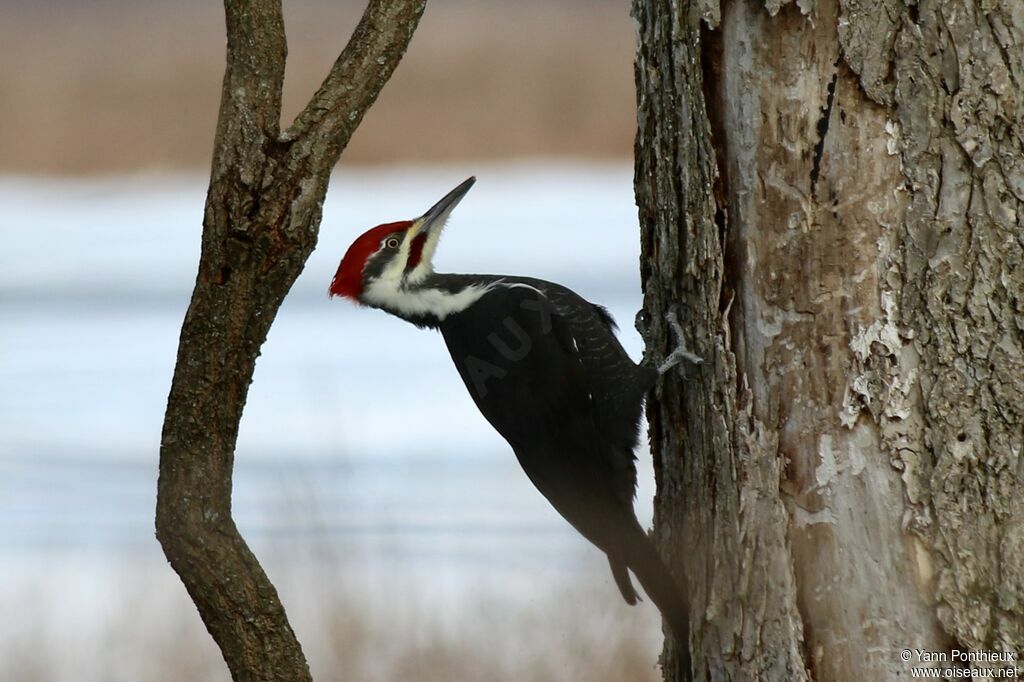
xmin=156 ymin=2 xmax=427 ymax=680
xmin=283 ymin=1 xmax=427 ymax=173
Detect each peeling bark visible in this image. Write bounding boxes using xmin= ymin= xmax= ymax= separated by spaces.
xmin=878 ymin=0 xmax=1024 ymax=658
xmin=156 ymin=2 xmax=426 ymax=680
xmin=635 ymin=0 xmax=1023 ymax=680
xmin=633 ymin=1 xmax=809 ymax=679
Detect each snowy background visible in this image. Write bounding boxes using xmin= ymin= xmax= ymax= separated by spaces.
xmin=0 ymin=164 xmax=664 ymax=681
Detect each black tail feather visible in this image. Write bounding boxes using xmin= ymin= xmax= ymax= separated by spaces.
xmin=608 ymin=554 xmax=640 ymax=605
xmin=624 ymin=525 xmax=693 ymax=681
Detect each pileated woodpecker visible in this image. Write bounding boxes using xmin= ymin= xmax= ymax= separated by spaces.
xmin=330 ymin=177 xmax=692 ymax=674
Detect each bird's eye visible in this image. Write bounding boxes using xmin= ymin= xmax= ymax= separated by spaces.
xmin=384 ymin=237 xmax=400 ymax=249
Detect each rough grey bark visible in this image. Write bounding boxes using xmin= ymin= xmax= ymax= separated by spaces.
xmin=633 ymin=0 xmax=1023 ymax=680
xmin=155 ymin=1 xmax=426 ymax=680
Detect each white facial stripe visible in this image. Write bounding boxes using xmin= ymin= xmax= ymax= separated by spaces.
xmin=405 ymin=222 xmax=444 ymax=285
xmin=363 ymin=278 xmax=492 ymax=320
xmin=360 ymin=208 xmax=480 ymax=319
xmin=361 ymin=221 xmax=430 ymax=299
xmin=371 ymin=228 xmax=413 ymax=283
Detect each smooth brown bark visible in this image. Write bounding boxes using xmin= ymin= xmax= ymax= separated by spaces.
xmin=634 ymin=0 xmax=1023 ymax=680
xmin=156 ymin=1 xmax=426 ymax=680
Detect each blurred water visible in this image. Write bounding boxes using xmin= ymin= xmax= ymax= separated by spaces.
xmin=0 ymin=163 xmax=655 ymax=561
xmin=0 ymin=164 xmax=668 ymax=680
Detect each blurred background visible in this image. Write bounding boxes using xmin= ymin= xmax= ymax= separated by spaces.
xmin=0 ymin=1 xmax=660 ymax=680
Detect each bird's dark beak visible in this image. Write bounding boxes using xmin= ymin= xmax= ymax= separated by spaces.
xmin=418 ymin=176 xmax=476 ymax=235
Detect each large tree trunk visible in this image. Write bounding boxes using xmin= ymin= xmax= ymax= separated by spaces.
xmin=155 ymin=2 xmax=426 ymax=680
xmin=633 ymin=1 xmax=1024 ymax=680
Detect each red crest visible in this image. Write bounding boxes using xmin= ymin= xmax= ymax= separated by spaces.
xmin=329 ymin=221 xmax=413 ymax=299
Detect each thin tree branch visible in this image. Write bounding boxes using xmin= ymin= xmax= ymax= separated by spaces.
xmin=222 ymin=0 xmax=287 ymax=139
xmin=282 ymin=0 xmax=427 ymax=169
xmin=156 ymin=1 xmax=428 ymax=680
xmin=202 ymin=0 xmax=288 ymax=249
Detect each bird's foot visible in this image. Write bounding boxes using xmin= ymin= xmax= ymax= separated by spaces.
xmin=658 ymin=307 xmax=703 ymax=375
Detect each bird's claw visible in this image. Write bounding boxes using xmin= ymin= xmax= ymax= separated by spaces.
xmin=658 ymin=308 xmax=703 ymax=374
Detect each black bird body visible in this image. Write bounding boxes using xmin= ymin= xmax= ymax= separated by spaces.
xmin=330 ymin=178 xmax=691 ymax=675
xmin=436 ymin=274 xmax=651 ymax=551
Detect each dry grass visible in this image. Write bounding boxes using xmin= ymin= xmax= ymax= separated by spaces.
xmin=1 ymin=553 xmax=665 ymax=682
xmin=0 ymin=0 xmax=636 ymax=174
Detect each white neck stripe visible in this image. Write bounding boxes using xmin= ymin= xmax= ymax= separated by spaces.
xmin=362 ymin=279 xmax=493 ymax=320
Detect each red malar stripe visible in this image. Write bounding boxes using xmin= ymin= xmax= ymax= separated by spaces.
xmin=405 ymin=232 xmax=428 ymax=272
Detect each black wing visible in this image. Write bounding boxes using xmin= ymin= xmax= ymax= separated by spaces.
xmin=439 ymin=284 xmax=637 ymax=548
xmin=538 ymin=284 xmax=656 ymax=456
